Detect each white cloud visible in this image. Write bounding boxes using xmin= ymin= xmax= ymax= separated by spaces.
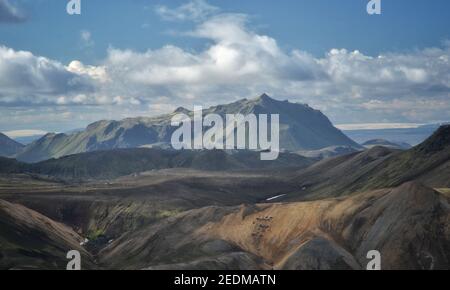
xmin=0 ymin=46 xmax=95 ymax=105
xmin=95 ymin=11 xmax=449 ymax=124
xmin=101 ymin=12 xmax=325 ymax=105
xmin=67 ymin=60 xmax=108 ymax=83
xmin=155 ymin=0 xmax=219 ymax=22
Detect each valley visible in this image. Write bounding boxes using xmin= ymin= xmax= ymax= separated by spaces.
xmin=0 ymin=96 xmax=449 ymax=270
xmin=2 ymin=169 xmax=448 ymax=270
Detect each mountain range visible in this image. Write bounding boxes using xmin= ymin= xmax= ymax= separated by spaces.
xmin=13 ymin=94 xmax=361 ymax=163
xmin=0 ymin=125 xmax=449 ymax=270
xmin=97 ymin=125 xmax=450 ymax=269
xmin=1 ymin=95 xmax=449 ymax=270
xmin=0 ymin=148 xmax=313 ymax=180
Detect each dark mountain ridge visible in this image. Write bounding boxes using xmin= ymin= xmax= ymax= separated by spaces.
xmin=1 ymin=148 xmax=313 ymax=180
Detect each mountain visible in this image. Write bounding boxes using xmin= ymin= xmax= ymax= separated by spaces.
xmin=284 ymin=146 xmax=399 ymax=200
xmin=1 ymin=148 xmax=313 ymax=180
xmin=1 ymin=128 xmax=449 ymax=269
xmin=283 ymin=125 xmax=450 ymax=201
xmin=366 ymin=124 xmax=450 ymax=188
xmin=200 ymin=94 xmax=361 ymax=151
xmin=343 ymin=123 xmax=449 ymax=146
xmin=0 ymin=133 xmax=24 ymax=157
xmin=15 ymin=94 xmax=360 ymax=162
xmin=0 ymin=199 xmax=95 ymax=270
xmin=13 ymin=134 xmax=47 ymax=145
xmin=100 ymin=182 xmax=450 ymax=270
xmin=362 ymin=139 xmax=412 ymax=150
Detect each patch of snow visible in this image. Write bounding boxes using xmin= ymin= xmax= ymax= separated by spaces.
xmin=266 ymin=194 xmax=286 ymax=201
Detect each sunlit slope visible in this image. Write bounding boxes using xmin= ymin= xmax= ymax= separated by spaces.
xmin=101 ymin=182 xmax=450 ymax=270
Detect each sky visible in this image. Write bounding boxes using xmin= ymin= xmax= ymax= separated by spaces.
xmin=0 ymin=0 xmax=449 ymax=134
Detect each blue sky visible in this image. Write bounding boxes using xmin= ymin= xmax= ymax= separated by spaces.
xmin=0 ymin=0 xmax=450 ymax=134
xmin=2 ymin=0 xmax=450 ymax=63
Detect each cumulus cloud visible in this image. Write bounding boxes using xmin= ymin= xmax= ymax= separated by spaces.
xmin=67 ymin=60 xmax=108 ymax=83
xmin=0 ymin=46 xmax=96 ymax=105
xmin=95 ymin=10 xmax=449 ymax=123
xmin=0 ymin=0 xmax=25 ymax=23
xmin=100 ymin=12 xmax=326 ymax=109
